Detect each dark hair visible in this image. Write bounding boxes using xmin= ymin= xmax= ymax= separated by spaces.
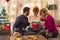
xmin=23 ymin=7 xmax=30 ymax=13
xmin=33 ymin=7 xmax=39 ymax=13
xmin=40 ymin=8 xmax=48 ymax=15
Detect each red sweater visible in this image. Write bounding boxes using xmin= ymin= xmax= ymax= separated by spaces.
xmin=45 ymin=15 xmax=58 ymax=33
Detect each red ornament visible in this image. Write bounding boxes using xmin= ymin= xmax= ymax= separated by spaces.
xmin=6 ymin=0 xmax=10 ymax=2
xmin=5 ymin=26 xmax=10 ymax=31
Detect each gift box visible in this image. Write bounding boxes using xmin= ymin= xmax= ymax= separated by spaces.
xmin=5 ymin=23 xmax=10 ymax=31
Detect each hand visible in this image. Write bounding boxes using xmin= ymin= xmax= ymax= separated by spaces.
xmin=41 ymin=30 xmax=44 ymax=32
xmin=22 ymin=28 xmax=26 ymax=31
xmin=46 ymin=30 xmax=48 ymax=33
xmin=13 ymin=32 xmax=18 ymax=36
xmin=22 ymin=28 xmax=24 ymax=30
xmin=22 ymin=28 xmax=27 ymax=31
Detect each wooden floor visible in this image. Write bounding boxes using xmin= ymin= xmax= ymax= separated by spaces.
xmin=48 ymin=35 xmax=60 ymax=40
xmin=0 ymin=34 xmax=10 ymax=40
xmin=0 ymin=35 xmax=10 ymax=40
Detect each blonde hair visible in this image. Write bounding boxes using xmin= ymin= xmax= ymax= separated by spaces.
xmin=40 ymin=8 xmax=48 ymax=15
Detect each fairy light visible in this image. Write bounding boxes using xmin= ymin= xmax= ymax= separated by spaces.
xmin=11 ymin=19 xmax=13 ymax=22
xmin=12 ymin=11 xmax=15 ymax=14
xmin=5 ymin=2 xmax=8 ymax=7
xmin=13 ymin=4 xmax=16 ymax=8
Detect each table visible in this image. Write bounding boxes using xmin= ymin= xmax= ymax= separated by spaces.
xmin=10 ymin=35 xmax=47 ymax=40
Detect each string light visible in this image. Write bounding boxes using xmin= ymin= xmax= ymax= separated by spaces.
xmin=5 ymin=2 xmax=8 ymax=7
xmin=11 ymin=18 xmax=14 ymax=23
xmin=12 ymin=11 xmax=14 ymax=14
xmin=13 ymin=4 xmax=16 ymax=8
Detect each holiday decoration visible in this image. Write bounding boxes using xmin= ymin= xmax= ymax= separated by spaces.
xmin=45 ymin=1 xmax=49 ymax=9
xmin=5 ymin=24 xmax=10 ymax=31
xmin=0 ymin=8 xmax=10 ymax=34
xmin=6 ymin=0 xmax=10 ymax=2
xmin=19 ymin=3 xmax=23 ymax=8
xmin=0 ymin=8 xmax=9 ymax=24
xmin=1 ymin=8 xmax=6 ymax=16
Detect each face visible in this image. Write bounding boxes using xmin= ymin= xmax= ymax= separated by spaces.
xmin=40 ymin=12 xmax=45 ymax=17
xmin=33 ymin=12 xmax=38 ymax=16
xmin=26 ymin=10 xmax=30 ymax=16
xmin=40 ymin=12 xmax=47 ymax=20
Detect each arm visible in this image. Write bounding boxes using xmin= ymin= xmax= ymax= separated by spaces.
xmin=23 ymin=17 xmax=30 ymax=28
xmin=46 ymin=17 xmax=55 ymax=32
xmin=13 ymin=17 xmax=22 ymax=32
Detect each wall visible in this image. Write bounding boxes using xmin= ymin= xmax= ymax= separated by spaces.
xmin=54 ymin=0 xmax=60 ymax=21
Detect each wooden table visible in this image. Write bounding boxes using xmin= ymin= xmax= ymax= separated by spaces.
xmin=23 ymin=35 xmax=47 ymax=40
xmin=10 ymin=35 xmax=47 ymax=40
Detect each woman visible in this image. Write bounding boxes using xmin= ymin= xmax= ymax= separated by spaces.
xmin=29 ymin=6 xmax=40 ymax=26
xmin=28 ymin=6 xmax=40 ymax=34
xmin=40 ymin=8 xmax=58 ymax=38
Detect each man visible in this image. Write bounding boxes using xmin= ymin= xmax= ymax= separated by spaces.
xmin=13 ymin=7 xmax=30 ymax=35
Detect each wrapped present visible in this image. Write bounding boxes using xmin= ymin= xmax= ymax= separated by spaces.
xmin=5 ymin=24 xmax=10 ymax=31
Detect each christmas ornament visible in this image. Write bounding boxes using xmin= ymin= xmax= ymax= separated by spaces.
xmin=19 ymin=3 xmax=23 ymax=8
xmin=6 ymin=0 xmax=10 ymax=2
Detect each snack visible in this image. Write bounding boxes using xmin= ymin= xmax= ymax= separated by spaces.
xmin=16 ymin=38 xmax=22 ymax=40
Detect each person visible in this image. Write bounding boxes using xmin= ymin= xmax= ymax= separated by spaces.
xmin=28 ymin=6 xmax=40 ymax=34
xmin=29 ymin=6 xmax=40 ymax=25
xmin=13 ymin=7 xmax=30 ymax=35
xmin=40 ymin=8 xmax=58 ymax=38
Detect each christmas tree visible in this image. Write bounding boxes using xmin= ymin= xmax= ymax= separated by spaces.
xmin=0 ymin=8 xmax=9 ymax=24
